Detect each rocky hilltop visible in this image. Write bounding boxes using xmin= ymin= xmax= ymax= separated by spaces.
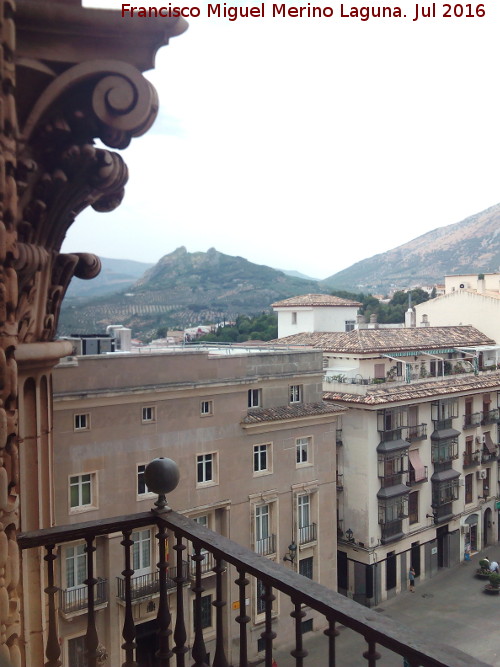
xmin=323 ymin=203 xmax=500 ymax=292
xmin=58 ymin=247 xmax=323 ymax=339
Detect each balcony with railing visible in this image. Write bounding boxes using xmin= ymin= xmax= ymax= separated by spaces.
xmin=59 ymin=578 xmax=108 ymax=615
xmin=18 ymin=470 xmax=485 ymax=667
xmin=407 ymin=465 xmax=428 ymax=486
xmin=463 ymin=450 xmax=481 ymax=468
xmin=379 ymin=425 xmax=427 ymax=444
xmin=481 ymin=408 xmax=500 ymax=425
xmin=298 ymin=523 xmax=317 ymax=545
xmin=189 ymin=550 xmax=215 ymax=577
xmin=379 ymin=518 xmax=404 ymax=544
xmin=463 ymin=412 xmax=482 ymax=429
xmin=255 ymin=534 xmax=276 ymax=556
xmin=117 ymin=562 xmax=188 ymax=602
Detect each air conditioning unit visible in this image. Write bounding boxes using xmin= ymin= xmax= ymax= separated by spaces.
xmin=477 ymin=469 xmax=487 ymax=479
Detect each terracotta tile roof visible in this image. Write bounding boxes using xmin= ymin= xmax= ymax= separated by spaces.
xmin=271 ymin=294 xmax=362 ymax=308
xmin=274 ymin=326 xmax=494 ymax=354
xmin=324 ymin=371 xmax=500 ymax=406
xmin=242 ymin=401 xmax=346 ymax=424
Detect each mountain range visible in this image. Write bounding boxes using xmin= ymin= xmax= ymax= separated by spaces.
xmin=58 ymin=203 xmax=500 ymax=339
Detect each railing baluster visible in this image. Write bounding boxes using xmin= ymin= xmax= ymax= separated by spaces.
xmin=290 ymin=599 xmax=307 ymax=667
xmin=121 ymin=529 xmax=137 ymax=667
xmin=156 ymin=522 xmax=173 ymax=666
xmin=84 ymin=535 xmax=99 ymax=667
xmin=235 ymin=567 xmax=250 ymax=667
xmin=324 ymin=618 xmax=339 ymax=667
xmin=191 ymin=542 xmax=209 ymax=667
xmin=173 ymin=532 xmax=188 ymax=667
xmin=213 ymin=557 xmax=230 ymax=667
xmin=44 ymin=544 xmax=61 ymax=667
xmin=363 ymin=638 xmax=381 ymax=667
xmin=262 ymin=581 xmax=276 ymax=667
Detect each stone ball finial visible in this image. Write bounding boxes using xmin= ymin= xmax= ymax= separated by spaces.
xmin=144 ymin=457 xmax=180 ymax=513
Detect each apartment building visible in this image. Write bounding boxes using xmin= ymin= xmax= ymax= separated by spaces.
xmin=51 ymin=346 xmax=344 ymax=665
xmin=275 ymin=306 xmax=500 ymax=606
xmin=414 ymin=272 xmax=500 ymax=342
xmin=272 ymin=294 xmax=361 ymax=338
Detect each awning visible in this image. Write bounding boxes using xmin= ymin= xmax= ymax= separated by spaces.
xmin=377 ymin=439 xmax=409 ymax=453
xmin=484 ymin=431 xmax=496 ymax=454
xmin=465 ymin=513 xmax=479 ymax=526
xmin=384 ymin=349 xmax=457 ymax=358
xmin=377 ymin=484 xmax=409 ymax=499
xmin=431 ymin=468 xmax=461 ymax=482
xmin=409 ymin=449 xmax=426 ymax=482
xmin=431 ymin=428 xmax=461 ymax=441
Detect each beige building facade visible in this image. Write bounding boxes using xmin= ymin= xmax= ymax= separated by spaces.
xmin=277 ymin=311 xmax=500 ymax=606
xmin=51 ymin=347 xmax=344 ymax=665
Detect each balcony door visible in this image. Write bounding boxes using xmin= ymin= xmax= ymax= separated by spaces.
xmin=255 ymin=505 xmax=270 ymax=554
xmin=298 ymin=495 xmax=311 ymax=543
xmin=66 ymin=543 xmax=87 ymax=591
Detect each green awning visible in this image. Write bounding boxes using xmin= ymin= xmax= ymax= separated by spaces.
xmin=384 ymin=349 xmax=457 ymax=358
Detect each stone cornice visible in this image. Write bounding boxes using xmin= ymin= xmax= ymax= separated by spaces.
xmin=16 ymin=1 xmax=188 ymax=72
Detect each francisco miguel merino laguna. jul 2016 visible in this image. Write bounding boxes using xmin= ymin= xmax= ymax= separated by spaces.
xmin=121 ymin=3 xmax=487 ymax=21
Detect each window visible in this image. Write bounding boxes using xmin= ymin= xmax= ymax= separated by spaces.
xmin=74 ymin=413 xmax=89 ymax=431
xmin=253 ymin=444 xmax=271 ymax=474
xmin=66 ymin=543 xmax=87 ymax=590
xmin=68 ymin=636 xmax=88 ymax=667
xmin=431 ymin=399 xmax=458 ymax=424
xmin=248 ymin=389 xmax=261 ymax=408
xmin=432 ymin=478 xmax=459 ymax=507
xmin=431 ymin=438 xmax=458 ymax=464
xmin=465 ymin=473 xmax=473 ymax=504
xmin=301 ymin=618 xmax=313 ymax=634
xmin=345 ymin=320 xmax=355 ymax=332
xmin=289 ymin=385 xmax=302 ymax=404
xmin=194 ymin=594 xmax=212 ymax=630
xmin=141 ymin=406 xmax=156 ymax=423
xmin=197 ymin=453 xmax=216 ymax=485
xmin=378 ymin=495 xmax=408 ymax=524
xmin=132 ymin=529 xmax=151 ymax=575
xmin=408 ymin=491 xmax=419 ymax=524
xmin=255 ymin=504 xmax=275 ymax=555
xmin=377 ymin=408 xmax=407 ymax=434
xmin=299 ymin=556 xmax=313 ymax=579
xmin=69 ymin=474 xmax=95 ymax=510
xmin=200 ymin=400 xmax=213 ymax=416
xmin=256 ymin=578 xmax=266 ymax=615
xmin=291 ymin=312 xmax=297 ymax=324
xmin=296 ymin=437 xmax=311 ymax=465
xmin=137 ymin=464 xmax=152 ymax=496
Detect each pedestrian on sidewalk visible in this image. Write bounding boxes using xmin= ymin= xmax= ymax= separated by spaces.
xmin=409 ymin=567 xmax=416 ymax=592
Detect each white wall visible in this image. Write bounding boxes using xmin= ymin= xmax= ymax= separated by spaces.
xmin=277 ymin=305 xmax=358 ymax=338
xmin=414 ymin=290 xmax=500 ymax=343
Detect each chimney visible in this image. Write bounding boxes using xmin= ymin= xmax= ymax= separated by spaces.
xmin=420 ymin=314 xmax=430 ymax=328
xmin=477 ymin=274 xmax=485 ymax=293
xmin=405 ymin=307 xmax=416 ymax=328
xmin=356 ymin=314 xmax=367 ymax=330
xmin=368 ymin=313 xmax=379 ymax=329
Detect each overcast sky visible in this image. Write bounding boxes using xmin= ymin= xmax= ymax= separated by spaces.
xmin=72 ymin=1 xmax=500 ymax=279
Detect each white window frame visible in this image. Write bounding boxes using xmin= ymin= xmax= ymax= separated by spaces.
xmin=74 ymin=413 xmax=90 ymax=431
xmin=141 ymin=405 xmax=156 ymax=423
xmin=65 ymin=542 xmax=87 ymax=591
xmin=132 ymin=529 xmax=152 ymax=576
xmin=255 ymin=504 xmax=270 ymax=542
xmin=248 ymin=388 xmax=262 ymax=409
xmin=253 ymin=443 xmax=272 ymax=475
xmin=69 ymin=473 xmax=97 ymax=513
xmin=296 ymin=436 xmax=312 ymax=466
xmin=196 ymin=452 xmax=218 ymax=486
xmin=137 ymin=464 xmax=154 ymax=498
xmin=289 ymin=385 xmax=303 ymax=404
xmin=200 ymin=400 xmax=214 ymax=417
xmin=345 ymin=320 xmax=355 ymax=332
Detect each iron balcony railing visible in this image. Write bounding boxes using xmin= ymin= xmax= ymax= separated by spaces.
xmin=116 ymin=562 xmax=188 ymax=601
xmin=481 ymin=448 xmax=498 ymax=463
xmin=379 ymin=424 xmax=427 ymax=443
xmin=463 ymin=412 xmax=482 ymax=429
xmin=463 ymin=451 xmax=480 ymax=468
xmin=59 ymin=578 xmax=107 ymax=614
xmin=481 ymin=408 xmax=500 ymax=425
xmin=407 ymin=466 xmax=428 ymax=486
xmin=18 ymin=509 xmax=486 ymax=667
xmin=189 ymin=550 xmax=215 ymax=576
xmin=379 ymin=519 xmax=404 ymax=544
xmin=255 ymin=534 xmax=276 ymax=556
xmin=298 ymin=523 xmax=317 ymax=545
xmin=380 ymin=472 xmax=407 ymax=488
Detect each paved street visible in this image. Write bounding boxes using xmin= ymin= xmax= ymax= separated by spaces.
xmin=272 ymin=545 xmax=500 ymax=666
